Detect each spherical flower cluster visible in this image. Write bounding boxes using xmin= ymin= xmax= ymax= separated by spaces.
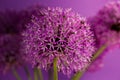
xmin=88 ymin=1 xmax=120 ymax=71
xmin=0 ymin=10 xmax=24 ymax=73
xmin=0 ymin=5 xmax=45 ymax=73
xmin=0 ymin=34 xmax=23 ymax=73
xmin=22 ymin=7 xmax=96 ymax=76
xmin=89 ymin=1 xmax=120 ymax=47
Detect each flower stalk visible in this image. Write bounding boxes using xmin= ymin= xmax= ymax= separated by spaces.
xmin=71 ymin=45 xmax=106 ymax=80
xmin=12 ymin=68 xmax=21 ymax=80
xmin=53 ymin=58 xmax=58 ymax=80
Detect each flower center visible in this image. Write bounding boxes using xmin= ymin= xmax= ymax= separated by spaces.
xmin=46 ymin=37 xmax=66 ymax=53
xmin=111 ymin=23 xmax=120 ymax=32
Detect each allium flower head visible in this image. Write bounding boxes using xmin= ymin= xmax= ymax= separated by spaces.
xmin=88 ymin=1 xmax=120 ymax=71
xmin=22 ymin=7 xmax=96 ymax=76
xmin=0 ymin=5 xmax=45 ymax=73
xmin=89 ymin=1 xmax=120 ymax=46
xmin=0 ymin=34 xmax=23 ymax=73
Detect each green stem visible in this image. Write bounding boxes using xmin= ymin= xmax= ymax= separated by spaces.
xmin=53 ymin=58 xmax=58 ymax=80
xmin=37 ymin=68 xmax=43 ymax=80
xmin=71 ymin=45 xmax=107 ymax=80
xmin=71 ymin=71 xmax=83 ymax=80
xmin=92 ymin=45 xmax=106 ymax=61
xmin=34 ymin=67 xmax=43 ymax=80
xmin=12 ymin=68 xmax=21 ymax=80
xmin=34 ymin=67 xmax=38 ymax=80
xmin=48 ymin=68 xmax=53 ymax=80
xmin=23 ymin=66 xmax=32 ymax=80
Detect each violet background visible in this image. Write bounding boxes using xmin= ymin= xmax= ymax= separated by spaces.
xmin=0 ymin=0 xmax=120 ymax=80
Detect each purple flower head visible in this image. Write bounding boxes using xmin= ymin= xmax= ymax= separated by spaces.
xmin=88 ymin=1 xmax=120 ymax=71
xmin=89 ymin=1 xmax=120 ymax=46
xmin=0 ymin=5 xmax=45 ymax=73
xmin=0 ymin=34 xmax=24 ymax=73
xmin=22 ymin=7 xmax=96 ymax=76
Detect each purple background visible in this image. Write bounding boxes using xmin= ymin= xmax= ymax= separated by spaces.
xmin=0 ymin=0 xmax=120 ymax=80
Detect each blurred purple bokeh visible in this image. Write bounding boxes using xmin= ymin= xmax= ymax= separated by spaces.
xmin=0 ymin=0 xmax=120 ymax=80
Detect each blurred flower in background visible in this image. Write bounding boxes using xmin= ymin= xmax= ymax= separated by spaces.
xmin=88 ymin=1 xmax=120 ymax=72
xmin=0 ymin=5 xmax=45 ymax=74
xmin=21 ymin=7 xmax=96 ymax=76
xmin=0 ymin=10 xmax=24 ymax=74
xmin=0 ymin=34 xmax=23 ymax=73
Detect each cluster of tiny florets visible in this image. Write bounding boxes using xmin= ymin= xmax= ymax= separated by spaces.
xmin=22 ymin=7 xmax=96 ymax=76
xmin=89 ymin=1 xmax=120 ymax=46
xmin=88 ymin=1 xmax=120 ymax=71
xmin=0 ymin=5 xmax=46 ymax=73
xmin=0 ymin=34 xmax=23 ymax=73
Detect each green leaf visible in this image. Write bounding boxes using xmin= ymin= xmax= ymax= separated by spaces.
xmin=53 ymin=58 xmax=58 ymax=80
